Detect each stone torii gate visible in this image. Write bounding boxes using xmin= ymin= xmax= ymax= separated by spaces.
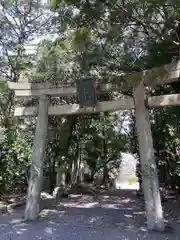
xmin=8 ymin=61 xmax=180 ymax=231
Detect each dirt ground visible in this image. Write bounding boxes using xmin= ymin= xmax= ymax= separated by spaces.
xmin=0 ymin=190 xmax=180 ymax=240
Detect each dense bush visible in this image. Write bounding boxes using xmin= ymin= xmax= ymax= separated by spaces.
xmin=0 ymin=126 xmax=33 ymax=194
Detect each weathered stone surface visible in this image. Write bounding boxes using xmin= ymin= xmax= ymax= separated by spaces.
xmin=133 ymin=81 xmax=164 ymax=231
xmin=24 ymin=95 xmax=49 ymax=221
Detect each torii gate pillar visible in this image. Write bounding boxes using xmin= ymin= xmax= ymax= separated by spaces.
xmin=25 ymin=95 xmax=49 ymax=220
xmin=133 ymin=81 xmax=164 ymax=231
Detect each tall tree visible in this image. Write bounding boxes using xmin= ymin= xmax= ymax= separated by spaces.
xmin=0 ymin=0 xmax=53 ymax=81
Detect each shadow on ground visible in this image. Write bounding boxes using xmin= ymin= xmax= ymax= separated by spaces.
xmin=0 ymin=190 xmax=179 ymax=240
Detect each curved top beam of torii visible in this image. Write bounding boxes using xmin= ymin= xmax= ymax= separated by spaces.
xmin=7 ymin=60 xmax=180 ymax=97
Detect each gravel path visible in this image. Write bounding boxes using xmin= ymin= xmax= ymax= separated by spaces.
xmin=0 ymin=191 xmax=180 ymax=240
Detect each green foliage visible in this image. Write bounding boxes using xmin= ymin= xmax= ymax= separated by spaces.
xmin=0 ymin=126 xmax=33 ymax=193
xmin=82 ymin=113 xmax=126 ymax=175
xmin=0 ymin=0 xmax=52 ymax=81
xmin=26 ymin=38 xmax=78 ymax=83
xmin=0 ymin=0 xmax=180 ymax=194
xmin=0 ymin=79 xmax=13 ymax=128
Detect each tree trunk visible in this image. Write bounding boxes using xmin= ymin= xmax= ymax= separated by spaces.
xmin=56 ymin=166 xmax=66 ymax=188
xmin=103 ymin=165 xmax=109 ymax=188
xmin=130 ymin=111 xmax=142 ymax=191
xmin=56 ymin=116 xmax=77 ymax=187
xmin=71 ymin=157 xmax=80 ymax=185
xmin=49 ymin=157 xmax=56 ymax=192
xmin=71 ymin=135 xmax=82 ymax=186
xmin=101 ymin=128 xmax=109 ymax=188
xmin=24 ymin=95 xmax=49 ymax=221
xmin=133 ymin=82 xmax=164 ymax=231
xmin=77 ymin=147 xmax=82 ymax=184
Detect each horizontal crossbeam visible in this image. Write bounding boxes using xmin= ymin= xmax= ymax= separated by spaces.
xmin=8 ymin=83 xmax=117 ymax=97
xmin=7 ymin=61 xmax=180 ymax=97
xmin=14 ymin=93 xmax=180 ymax=116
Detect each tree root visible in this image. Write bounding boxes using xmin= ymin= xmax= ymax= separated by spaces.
xmin=68 ymin=184 xmax=97 ymax=200
xmin=7 ymin=200 xmax=26 ymax=212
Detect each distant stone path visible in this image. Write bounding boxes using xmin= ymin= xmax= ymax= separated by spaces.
xmin=0 ymin=191 xmax=180 ymax=239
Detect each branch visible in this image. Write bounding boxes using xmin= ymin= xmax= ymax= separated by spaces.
xmin=0 ymin=40 xmax=16 ymax=77
xmin=14 ymin=3 xmax=24 ymax=27
xmin=24 ymin=12 xmax=44 ymax=27
xmin=24 ymin=0 xmax=33 ymax=18
xmin=2 ymin=7 xmax=20 ymax=38
xmin=0 ymin=68 xmax=12 ymax=80
xmin=25 ymin=13 xmax=54 ymax=35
